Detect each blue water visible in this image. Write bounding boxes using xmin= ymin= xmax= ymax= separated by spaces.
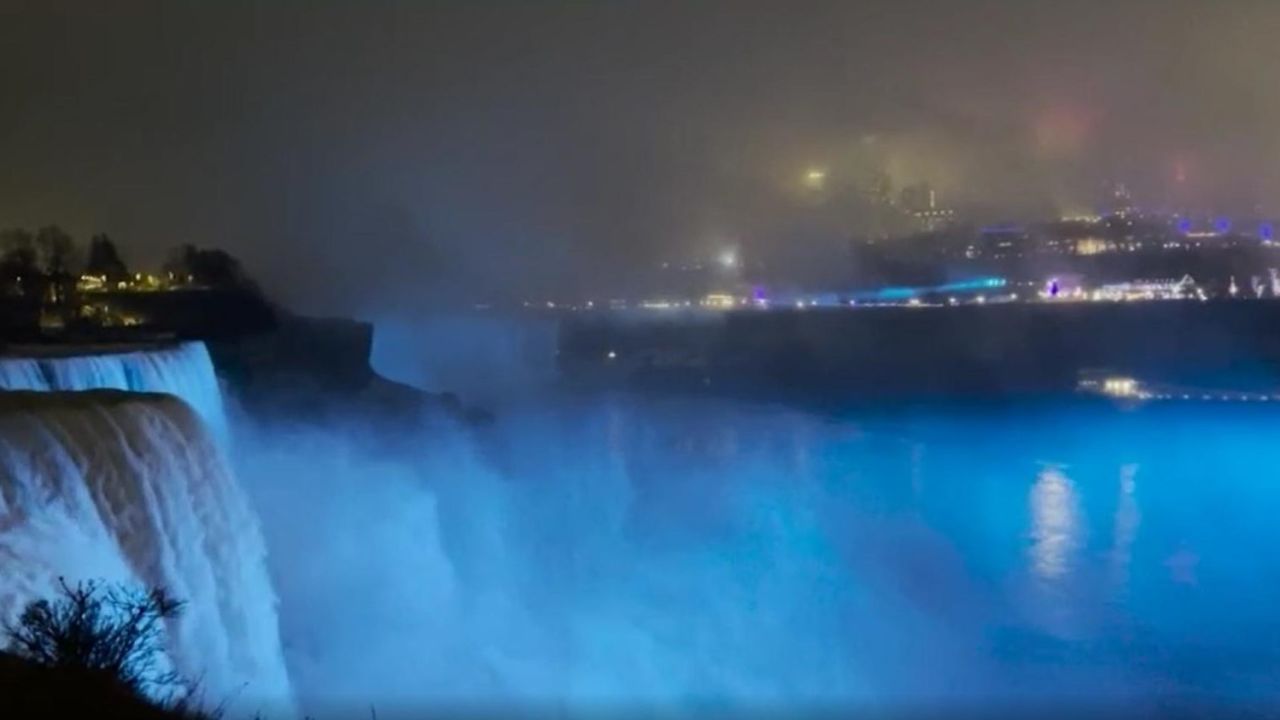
xmin=476 ymin=398 xmax=1280 ymax=709
xmin=242 ymin=394 xmax=1280 ymax=715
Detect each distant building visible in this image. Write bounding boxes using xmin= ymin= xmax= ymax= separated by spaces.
xmin=899 ymin=182 xmax=955 ymax=232
xmin=1104 ymin=180 xmax=1137 ymax=217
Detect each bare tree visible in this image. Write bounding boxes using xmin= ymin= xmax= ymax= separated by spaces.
xmin=3 ymin=578 xmax=186 ymax=699
xmin=0 ymin=228 xmax=42 ymax=300
xmin=34 ymin=225 xmax=76 ymax=275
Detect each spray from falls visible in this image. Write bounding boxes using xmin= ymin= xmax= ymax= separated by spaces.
xmin=0 ymin=344 xmax=291 ymax=715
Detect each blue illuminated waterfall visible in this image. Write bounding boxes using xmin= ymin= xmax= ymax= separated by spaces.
xmin=0 ymin=343 xmax=291 ymax=715
xmin=0 ymin=342 xmax=227 ymax=438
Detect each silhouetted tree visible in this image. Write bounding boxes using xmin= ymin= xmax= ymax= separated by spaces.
xmin=3 ymin=579 xmax=184 ymax=699
xmin=33 ymin=226 xmax=77 ymax=306
xmin=1 ymin=228 xmax=37 ymax=272
xmin=164 ymin=244 xmax=254 ymax=290
xmin=85 ymin=233 xmax=129 ymax=282
xmin=34 ymin=225 xmax=76 ymax=275
xmin=0 ymin=228 xmax=41 ymax=299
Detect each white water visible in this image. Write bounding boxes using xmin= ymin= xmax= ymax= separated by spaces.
xmin=0 ymin=342 xmax=228 ymax=440
xmin=0 ymin=345 xmax=291 ymax=715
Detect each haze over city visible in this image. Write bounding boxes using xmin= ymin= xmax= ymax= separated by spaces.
xmin=5 ymin=1 xmax=1280 ymax=313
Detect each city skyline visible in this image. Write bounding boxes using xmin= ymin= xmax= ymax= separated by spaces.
xmin=3 ymin=1 xmax=1280 ymax=315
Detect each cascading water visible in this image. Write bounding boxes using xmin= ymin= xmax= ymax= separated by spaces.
xmin=0 ymin=342 xmax=228 ymax=439
xmin=0 ymin=343 xmax=291 ymax=715
xmin=0 ymin=358 xmax=48 ymax=391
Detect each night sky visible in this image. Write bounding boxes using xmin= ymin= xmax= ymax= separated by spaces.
xmin=3 ymin=1 xmax=1279 ymax=314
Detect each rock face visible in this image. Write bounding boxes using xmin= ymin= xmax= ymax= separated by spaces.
xmin=208 ymin=314 xmax=488 ymax=429
xmin=558 ymin=301 xmax=1280 ymax=400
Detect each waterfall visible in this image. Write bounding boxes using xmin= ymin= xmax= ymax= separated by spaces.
xmin=0 ymin=345 xmax=292 ymax=715
xmin=0 ymin=342 xmax=227 ymax=439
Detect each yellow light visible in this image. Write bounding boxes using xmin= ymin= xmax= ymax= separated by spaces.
xmin=703 ymin=293 xmax=736 ymax=309
xmin=803 ymin=168 xmax=827 ymax=189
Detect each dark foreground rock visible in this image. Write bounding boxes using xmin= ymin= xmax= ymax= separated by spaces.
xmin=208 ymin=314 xmax=491 ymax=432
xmin=0 ymin=652 xmax=201 ymax=720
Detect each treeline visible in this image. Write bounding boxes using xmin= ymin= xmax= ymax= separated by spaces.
xmin=0 ymin=225 xmax=256 ymax=303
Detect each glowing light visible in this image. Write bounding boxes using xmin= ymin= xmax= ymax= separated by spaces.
xmin=1102 ymin=377 xmax=1139 ymax=397
xmin=1029 ymin=466 xmax=1080 ymax=580
xmin=803 ymin=168 xmax=827 ymax=190
xmin=855 ymin=277 xmax=1006 ymax=303
xmin=702 ymin=293 xmax=737 ymax=309
xmin=1075 ymin=237 xmax=1112 ymax=255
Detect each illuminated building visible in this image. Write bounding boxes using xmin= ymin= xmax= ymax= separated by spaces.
xmin=900 ymin=182 xmax=956 ymax=232
xmin=1074 ymin=237 xmax=1114 ymax=256
xmin=701 ymin=293 xmax=738 ymax=309
xmin=1106 ymin=180 xmax=1136 ymax=217
xmin=1094 ymin=275 xmax=1197 ymax=301
xmin=76 ymin=274 xmax=108 ymax=292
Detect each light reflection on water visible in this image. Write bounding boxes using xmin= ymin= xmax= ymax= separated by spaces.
xmin=1109 ymin=463 xmax=1141 ymax=593
xmin=1028 ymin=465 xmax=1081 ymax=582
xmin=487 ymin=396 xmax=1280 ymax=705
xmin=249 ymin=394 xmax=1280 ymax=712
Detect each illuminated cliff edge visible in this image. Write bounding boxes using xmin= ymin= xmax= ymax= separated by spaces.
xmin=0 ymin=341 xmax=227 ymax=439
xmin=0 ymin=349 xmax=292 ymax=714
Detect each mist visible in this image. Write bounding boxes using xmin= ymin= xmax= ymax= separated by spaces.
xmin=218 ymin=317 xmax=1280 ymax=717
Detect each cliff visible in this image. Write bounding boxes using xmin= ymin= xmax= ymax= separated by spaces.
xmin=207 ymin=314 xmax=488 ymax=428
xmin=558 ymin=301 xmax=1280 ymax=401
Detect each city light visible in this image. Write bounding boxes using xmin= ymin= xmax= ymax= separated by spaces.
xmin=701 ymin=293 xmax=737 ymax=309
xmin=803 ymin=168 xmax=827 ymax=190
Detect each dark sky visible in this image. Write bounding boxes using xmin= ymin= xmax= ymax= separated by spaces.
xmin=3 ymin=0 xmax=1279 ymax=315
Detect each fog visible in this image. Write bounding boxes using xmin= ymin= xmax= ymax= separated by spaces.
xmin=224 ymin=319 xmax=1280 ymax=716
xmin=233 ymin=395 xmax=960 ymax=715
xmin=4 ymin=1 xmax=1280 ymax=315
